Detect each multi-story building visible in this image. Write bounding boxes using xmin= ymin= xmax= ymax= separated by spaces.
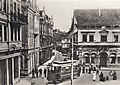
xmin=21 ymin=0 xmax=40 ymax=75
xmin=39 ymin=9 xmax=54 ymax=64
xmin=0 ymin=0 xmax=27 ymax=85
xmin=71 ymin=9 xmax=120 ymax=68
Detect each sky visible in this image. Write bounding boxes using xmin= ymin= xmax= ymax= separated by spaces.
xmin=37 ymin=0 xmax=120 ymax=32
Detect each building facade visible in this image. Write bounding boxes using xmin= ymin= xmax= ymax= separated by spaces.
xmin=71 ymin=9 xmax=120 ymax=68
xmin=39 ymin=9 xmax=54 ymax=64
xmin=0 ymin=0 xmax=27 ymax=85
xmin=21 ymin=0 xmax=40 ymax=75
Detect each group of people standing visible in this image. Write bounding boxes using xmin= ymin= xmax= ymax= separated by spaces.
xmin=77 ymin=64 xmax=118 ymax=82
xmin=92 ymin=66 xmax=117 ymax=82
xmin=32 ymin=67 xmax=47 ymax=78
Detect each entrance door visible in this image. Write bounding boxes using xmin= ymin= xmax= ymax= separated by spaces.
xmin=100 ymin=52 xmax=107 ymax=67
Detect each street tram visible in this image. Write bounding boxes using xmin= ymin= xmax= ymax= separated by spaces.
xmin=47 ymin=60 xmax=78 ymax=83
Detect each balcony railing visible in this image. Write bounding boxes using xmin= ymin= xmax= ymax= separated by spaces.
xmin=10 ymin=13 xmax=27 ymax=25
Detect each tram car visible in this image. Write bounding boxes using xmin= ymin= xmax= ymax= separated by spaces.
xmin=47 ymin=60 xmax=78 ymax=82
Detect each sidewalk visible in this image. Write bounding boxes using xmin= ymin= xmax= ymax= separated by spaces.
xmin=96 ymin=80 xmax=120 ymax=85
xmin=15 ymin=79 xmax=31 ymax=85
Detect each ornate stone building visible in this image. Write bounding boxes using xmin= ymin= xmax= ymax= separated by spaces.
xmin=39 ymin=9 xmax=54 ymax=64
xmin=0 ymin=0 xmax=27 ymax=85
xmin=21 ymin=0 xmax=40 ymax=75
xmin=71 ymin=9 xmax=120 ymax=68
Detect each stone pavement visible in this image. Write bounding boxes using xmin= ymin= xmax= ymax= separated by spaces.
xmin=15 ymin=79 xmax=31 ymax=85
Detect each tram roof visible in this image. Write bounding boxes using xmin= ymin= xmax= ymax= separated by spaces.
xmin=53 ymin=60 xmax=77 ymax=64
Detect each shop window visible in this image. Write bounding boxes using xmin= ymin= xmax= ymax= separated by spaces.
xmin=101 ymin=35 xmax=107 ymax=42
xmin=83 ymin=35 xmax=87 ymax=42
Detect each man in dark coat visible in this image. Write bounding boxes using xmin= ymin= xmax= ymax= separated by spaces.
xmin=44 ymin=68 xmax=47 ymax=77
xmin=99 ymin=72 xmax=105 ymax=82
xmin=89 ymin=67 xmax=91 ymax=74
xmin=112 ymin=71 xmax=117 ymax=80
xmin=39 ymin=68 xmax=42 ymax=77
xmin=32 ymin=68 xmax=35 ymax=78
xmin=35 ymin=67 xmax=38 ymax=78
xmin=77 ymin=66 xmax=81 ymax=77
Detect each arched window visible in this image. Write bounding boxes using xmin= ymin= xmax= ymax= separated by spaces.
xmin=109 ymin=53 xmax=116 ymax=64
xmin=83 ymin=53 xmax=89 ymax=63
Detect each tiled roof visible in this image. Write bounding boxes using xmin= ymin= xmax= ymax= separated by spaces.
xmin=74 ymin=9 xmax=120 ymax=26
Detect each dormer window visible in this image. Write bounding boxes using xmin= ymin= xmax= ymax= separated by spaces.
xmin=99 ymin=28 xmax=108 ymax=42
xmin=101 ymin=35 xmax=107 ymax=42
xmin=83 ymin=34 xmax=87 ymax=42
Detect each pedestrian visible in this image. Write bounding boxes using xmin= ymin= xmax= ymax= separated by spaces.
xmin=86 ymin=67 xmax=88 ymax=74
xmin=39 ymin=68 xmax=42 ymax=77
xmin=44 ymin=68 xmax=47 ymax=77
xmin=93 ymin=71 xmax=96 ymax=81
xmin=35 ymin=67 xmax=38 ymax=78
xmin=32 ymin=68 xmax=35 ymax=78
xmin=109 ymin=70 xmax=113 ymax=80
xmin=106 ymin=76 xmax=109 ymax=81
xmin=99 ymin=72 xmax=105 ymax=82
xmin=77 ymin=66 xmax=81 ymax=77
xmin=89 ymin=67 xmax=91 ymax=74
xmin=112 ymin=71 xmax=117 ymax=80
xmin=93 ymin=66 xmax=96 ymax=71
xmin=96 ymin=68 xmax=99 ymax=75
xmin=82 ymin=66 xmax=85 ymax=73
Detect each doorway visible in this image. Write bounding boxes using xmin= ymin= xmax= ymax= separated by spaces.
xmin=99 ymin=51 xmax=108 ymax=67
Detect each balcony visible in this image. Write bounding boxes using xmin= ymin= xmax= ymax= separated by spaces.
xmin=10 ymin=13 xmax=28 ymax=27
xmin=78 ymin=42 xmax=120 ymax=47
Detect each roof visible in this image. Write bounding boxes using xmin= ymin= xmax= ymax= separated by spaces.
xmin=74 ymin=9 xmax=120 ymax=26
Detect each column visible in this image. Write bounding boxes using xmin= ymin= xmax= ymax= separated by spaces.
xmin=6 ymin=59 xmax=9 ymax=85
xmin=18 ymin=56 xmax=20 ymax=79
xmin=2 ymin=25 xmax=4 ymax=41
xmin=12 ymin=58 xmax=14 ymax=85
xmin=87 ymin=34 xmax=89 ymax=42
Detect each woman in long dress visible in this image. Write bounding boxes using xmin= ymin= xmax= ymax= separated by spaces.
xmin=93 ymin=71 xmax=96 ymax=81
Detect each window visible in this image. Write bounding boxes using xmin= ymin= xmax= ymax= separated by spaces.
xmin=18 ymin=28 xmax=20 ymax=41
xmin=14 ymin=57 xmax=19 ymax=79
xmin=89 ymin=35 xmax=94 ymax=42
xmin=14 ymin=2 xmax=16 ymax=20
xmin=101 ymin=35 xmax=107 ymax=42
xmin=3 ymin=0 xmax=6 ymax=13
xmin=4 ymin=26 xmax=7 ymax=41
xmin=114 ymin=35 xmax=118 ymax=42
xmin=15 ymin=28 xmax=17 ymax=41
xmin=11 ymin=27 xmax=13 ymax=41
xmin=0 ymin=0 xmax=2 ymax=11
xmin=0 ymin=25 xmax=2 ymax=41
xmin=83 ymin=35 xmax=87 ymax=42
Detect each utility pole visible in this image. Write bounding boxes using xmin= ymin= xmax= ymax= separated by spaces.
xmin=71 ymin=34 xmax=73 ymax=85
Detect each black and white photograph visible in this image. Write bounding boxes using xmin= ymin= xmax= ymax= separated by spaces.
xmin=0 ymin=0 xmax=120 ymax=85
